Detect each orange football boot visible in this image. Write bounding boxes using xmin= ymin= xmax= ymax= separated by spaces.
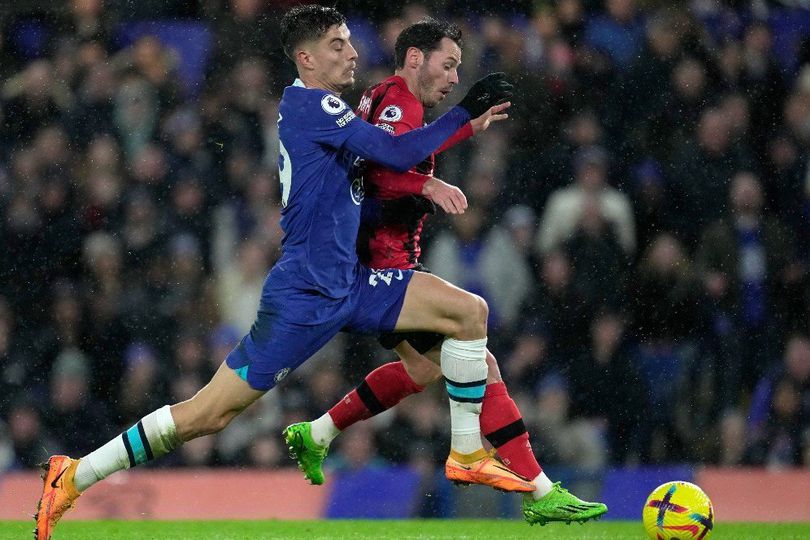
xmin=34 ymin=455 xmax=81 ymax=540
xmin=445 ymin=448 xmax=535 ymax=493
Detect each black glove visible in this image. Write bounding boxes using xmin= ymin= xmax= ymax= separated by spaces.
xmin=457 ymin=72 xmax=514 ymax=118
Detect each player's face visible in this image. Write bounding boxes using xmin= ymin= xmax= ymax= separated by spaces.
xmin=310 ymin=24 xmax=358 ymax=92
xmin=417 ymin=38 xmax=461 ymax=108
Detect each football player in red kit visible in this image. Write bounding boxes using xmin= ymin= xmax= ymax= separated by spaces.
xmin=285 ymin=18 xmax=607 ymax=525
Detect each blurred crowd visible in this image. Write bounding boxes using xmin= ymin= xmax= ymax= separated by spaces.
xmin=1 ymin=0 xmax=809 ymax=502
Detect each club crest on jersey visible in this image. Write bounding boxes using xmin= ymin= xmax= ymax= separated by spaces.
xmin=350 ymin=176 xmax=365 ymax=205
xmin=321 ymin=94 xmax=347 ymax=115
xmin=380 ymin=105 xmax=403 ymax=122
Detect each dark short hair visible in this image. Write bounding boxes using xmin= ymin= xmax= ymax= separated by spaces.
xmin=280 ymin=4 xmax=347 ymax=61
xmin=394 ymin=18 xmax=463 ymax=69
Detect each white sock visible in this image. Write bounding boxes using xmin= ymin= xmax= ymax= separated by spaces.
xmin=310 ymin=413 xmax=341 ymax=447
xmin=442 ymin=337 xmax=488 ymax=455
xmin=74 ymin=405 xmax=180 ymax=492
xmin=531 ymin=471 xmax=555 ymax=500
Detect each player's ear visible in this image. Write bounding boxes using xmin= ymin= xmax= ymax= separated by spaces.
xmin=406 ymin=46 xmax=424 ymax=68
xmin=296 ymin=48 xmax=315 ymax=72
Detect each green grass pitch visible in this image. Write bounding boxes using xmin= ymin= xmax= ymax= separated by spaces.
xmin=3 ymin=520 xmax=810 ymax=539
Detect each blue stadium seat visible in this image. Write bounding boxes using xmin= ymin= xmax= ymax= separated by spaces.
xmin=599 ymin=466 xmax=695 ymax=520
xmin=10 ymin=18 xmax=51 ymax=59
xmin=325 ymin=466 xmax=421 ymax=519
xmin=116 ymin=21 xmax=212 ymax=96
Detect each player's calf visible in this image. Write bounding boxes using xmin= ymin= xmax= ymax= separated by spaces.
xmin=400 ymin=350 xmax=442 ymax=386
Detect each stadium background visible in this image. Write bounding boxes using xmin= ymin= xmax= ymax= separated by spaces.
xmin=0 ymin=0 xmax=809 ymax=522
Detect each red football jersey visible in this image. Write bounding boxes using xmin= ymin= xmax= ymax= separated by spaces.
xmin=356 ymin=75 xmax=472 ymax=269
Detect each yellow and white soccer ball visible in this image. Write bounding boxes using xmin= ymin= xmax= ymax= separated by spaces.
xmin=642 ymin=481 xmax=714 ymax=540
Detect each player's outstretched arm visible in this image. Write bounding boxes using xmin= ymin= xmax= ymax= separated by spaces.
xmin=342 ymin=73 xmax=514 ymax=172
xmin=343 ymin=107 xmax=470 ymax=172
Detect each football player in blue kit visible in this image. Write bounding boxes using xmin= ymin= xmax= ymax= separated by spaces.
xmin=34 ymin=6 xmax=523 ymax=538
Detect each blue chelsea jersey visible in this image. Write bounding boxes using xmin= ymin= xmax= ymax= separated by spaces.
xmin=276 ymin=80 xmax=364 ymax=297
xmin=274 ymin=79 xmax=470 ymax=298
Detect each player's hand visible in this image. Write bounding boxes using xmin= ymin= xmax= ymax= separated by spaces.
xmin=422 ymin=177 xmax=468 ymax=214
xmin=457 ymin=72 xmax=514 ymax=118
xmin=470 ymin=102 xmax=511 ymax=134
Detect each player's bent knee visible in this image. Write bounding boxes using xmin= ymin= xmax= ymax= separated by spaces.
xmin=458 ymin=294 xmax=488 ymax=338
xmin=474 ymin=295 xmax=489 ymax=324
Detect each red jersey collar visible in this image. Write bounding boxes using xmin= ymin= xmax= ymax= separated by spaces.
xmin=385 ymin=74 xmax=418 ymax=101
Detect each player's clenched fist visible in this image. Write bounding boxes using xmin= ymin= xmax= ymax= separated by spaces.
xmin=457 ymin=72 xmax=514 ymax=118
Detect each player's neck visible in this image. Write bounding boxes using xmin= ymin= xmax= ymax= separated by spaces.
xmin=394 ymin=68 xmax=420 ymax=102
xmin=298 ymin=74 xmax=343 ymax=96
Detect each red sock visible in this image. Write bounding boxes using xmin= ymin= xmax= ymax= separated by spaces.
xmin=480 ymin=381 xmax=542 ymax=480
xmin=328 ymin=361 xmax=424 ymax=431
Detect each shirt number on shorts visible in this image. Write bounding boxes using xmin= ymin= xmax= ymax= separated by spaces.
xmin=368 ymin=269 xmax=403 ymax=287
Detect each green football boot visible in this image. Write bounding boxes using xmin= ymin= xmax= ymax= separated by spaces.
xmin=522 ymin=482 xmax=608 ymax=526
xmin=283 ymin=422 xmax=329 ymax=485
